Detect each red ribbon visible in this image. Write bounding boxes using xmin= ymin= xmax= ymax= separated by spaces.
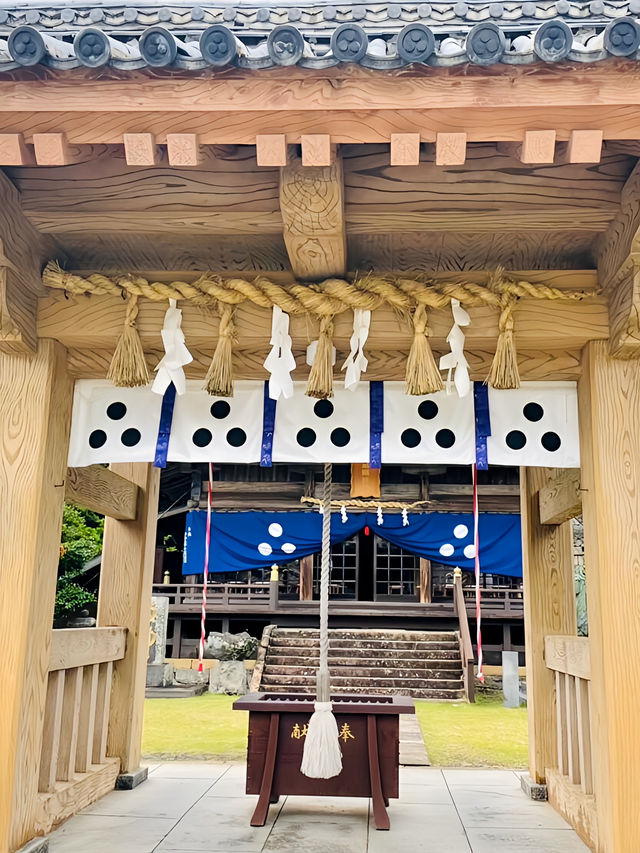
xmin=198 ymin=463 xmax=213 ymax=674
xmin=473 ymin=463 xmax=484 ymax=683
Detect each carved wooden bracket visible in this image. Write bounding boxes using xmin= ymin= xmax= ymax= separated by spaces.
xmin=279 ymin=151 xmax=347 ymax=281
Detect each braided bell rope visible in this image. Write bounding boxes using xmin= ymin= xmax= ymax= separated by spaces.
xmin=317 ymin=462 xmax=333 ymax=704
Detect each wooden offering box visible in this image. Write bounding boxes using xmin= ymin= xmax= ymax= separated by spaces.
xmin=232 ymin=692 xmax=415 ymax=829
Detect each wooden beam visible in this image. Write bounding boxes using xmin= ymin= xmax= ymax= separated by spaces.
xmin=0 ymin=170 xmax=48 ymax=353
xmin=300 ymin=135 xmax=333 ymax=167
xmin=32 ymin=133 xmax=88 ymax=166
xmin=566 ymin=130 xmax=603 ymax=164
xmin=578 ymin=340 xmax=640 ymax=853
xmin=435 ymin=132 xmax=467 ymax=166
xmin=521 ymin=130 xmax=557 ymax=164
xmin=38 ymin=286 xmax=607 ymax=352
xmin=65 ymin=345 xmax=586 ymax=383
xmin=2 ymin=67 xmax=640 ymax=115
xmin=166 ymin=133 xmax=201 ymax=167
xmin=544 ymin=635 xmax=590 ymax=680
xmin=0 ymin=133 xmax=33 ymax=166
xmin=97 ymin=463 xmax=160 ymax=774
xmin=538 ymin=470 xmax=582 ymax=525
xmin=49 ymin=627 xmax=127 ymax=671
xmin=597 ymin=160 xmax=640 ymax=357
xmin=256 ymin=134 xmax=288 ymax=167
xmin=279 ymin=151 xmax=346 ymax=279
xmin=123 ymin=133 xmax=159 ymax=166
xmin=546 ymin=769 xmax=598 ymax=853
xmin=0 ymin=341 xmax=73 ymax=852
xmin=520 ymin=467 xmax=576 ymax=785
xmin=390 ymin=133 xmax=420 ymax=166
xmin=65 ymin=465 xmax=140 ymax=520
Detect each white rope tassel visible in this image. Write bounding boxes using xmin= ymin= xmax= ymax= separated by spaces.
xmin=301 ymin=462 xmax=343 ymax=780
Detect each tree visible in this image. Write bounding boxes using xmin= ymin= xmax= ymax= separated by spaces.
xmin=54 ymin=504 xmax=104 ymax=625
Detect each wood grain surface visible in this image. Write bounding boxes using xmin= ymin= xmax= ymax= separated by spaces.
xmin=578 ymin=341 xmax=640 ymax=853
xmin=520 ymin=467 xmax=576 ymax=785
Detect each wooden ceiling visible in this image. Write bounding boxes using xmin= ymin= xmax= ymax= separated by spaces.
xmin=4 ymin=142 xmax=635 ymax=275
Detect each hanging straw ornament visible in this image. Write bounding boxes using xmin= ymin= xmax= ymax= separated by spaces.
xmin=377 ymin=506 xmax=384 ymax=526
xmin=205 ymin=303 xmax=235 ymax=397
xmin=152 ymin=298 xmax=193 ymax=396
xmin=306 ymin=316 xmax=336 ymax=399
xmin=488 ymin=293 xmax=520 ymax=389
xmin=402 ymin=508 xmax=409 ymax=527
xmin=439 ymin=298 xmax=471 ymax=398
xmin=342 ymin=308 xmax=371 ymax=391
xmin=340 ymin=505 xmax=348 ymax=523
xmin=264 ymin=305 xmax=296 ymax=400
xmin=301 ymin=463 xmax=343 ymax=780
xmin=406 ymin=303 xmax=444 ymax=395
xmin=107 ymin=293 xmax=150 ymax=387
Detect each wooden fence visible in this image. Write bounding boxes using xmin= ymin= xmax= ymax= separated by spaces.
xmin=544 ymin=635 xmax=597 ymax=851
xmin=34 ymin=627 xmax=126 ymax=835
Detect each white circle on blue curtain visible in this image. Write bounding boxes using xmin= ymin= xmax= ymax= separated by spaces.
xmin=258 ymin=542 xmax=273 ymax=556
xmin=439 ymin=543 xmax=455 ymax=557
xmin=453 ymin=524 xmax=468 ymax=539
xmin=281 ymin=542 xmax=296 ymax=554
xmin=464 ymin=544 xmax=476 ymax=559
xmin=268 ymin=523 xmax=283 ymax=537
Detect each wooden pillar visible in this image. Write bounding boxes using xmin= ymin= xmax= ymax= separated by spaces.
xmin=520 ymin=466 xmax=576 ymax=785
xmin=419 ymin=558 xmax=432 ymax=603
xmin=578 ymin=340 xmax=640 ymax=853
xmin=299 ymin=555 xmax=313 ymax=601
xmin=0 ymin=341 xmax=73 ymax=853
xmin=97 ymin=463 xmax=160 ymax=775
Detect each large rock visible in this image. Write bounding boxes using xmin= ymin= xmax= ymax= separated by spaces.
xmin=209 ymin=660 xmax=250 ymax=695
xmin=203 ymin=631 xmax=258 ymax=661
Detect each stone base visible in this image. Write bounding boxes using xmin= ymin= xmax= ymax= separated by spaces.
xmin=209 ymin=659 xmax=251 ymax=695
xmin=520 ymin=773 xmax=548 ymax=801
xmin=145 ymin=684 xmax=207 ymax=698
xmin=116 ymin=766 xmax=149 ymax=790
xmin=15 ymin=837 xmax=48 ymax=853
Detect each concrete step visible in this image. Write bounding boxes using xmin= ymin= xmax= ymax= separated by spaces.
xmin=264 ymin=654 xmax=462 ymax=669
xmin=261 ymin=673 xmax=464 ymax=690
xmin=271 ymin=629 xmax=458 ymax=642
xmin=260 ymin=683 xmax=466 ymax=701
xmin=268 ymin=638 xmax=461 ymax=652
xmin=264 ymin=664 xmax=464 ymax=679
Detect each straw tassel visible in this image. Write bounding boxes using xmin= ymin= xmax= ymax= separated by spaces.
xmin=107 ymin=293 xmax=149 ymax=387
xmin=301 ymin=463 xmax=343 ymax=780
xmin=204 ymin=303 xmax=235 ymax=397
xmin=488 ymin=296 xmax=520 ymax=389
xmin=406 ymin=303 xmax=444 ymax=395
xmin=306 ymin=316 xmax=335 ymax=399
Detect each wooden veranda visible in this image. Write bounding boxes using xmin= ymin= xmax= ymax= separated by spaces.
xmin=1 ymin=12 xmax=640 ymax=851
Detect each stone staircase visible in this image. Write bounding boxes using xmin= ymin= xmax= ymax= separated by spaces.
xmin=254 ymin=627 xmax=466 ymax=700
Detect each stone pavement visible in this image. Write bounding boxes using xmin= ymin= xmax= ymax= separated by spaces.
xmin=47 ymin=763 xmax=591 ymax=853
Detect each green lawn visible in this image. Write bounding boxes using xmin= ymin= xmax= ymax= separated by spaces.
xmin=143 ymin=692 xmax=528 ymax=767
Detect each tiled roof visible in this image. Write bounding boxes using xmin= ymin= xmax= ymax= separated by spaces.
xmin=0 ymin=1 xmax=639 ymax=71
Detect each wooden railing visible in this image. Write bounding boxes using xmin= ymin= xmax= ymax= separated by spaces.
xmin=35 ymin=627 xmax=126 ymax=834
xmin=154 ymin=582 xmax=274 ymax=611
xmin=544 ymin=635 xmax=597 ymax=851
xmin=453 ymin=569 xmax=475 ymax=703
